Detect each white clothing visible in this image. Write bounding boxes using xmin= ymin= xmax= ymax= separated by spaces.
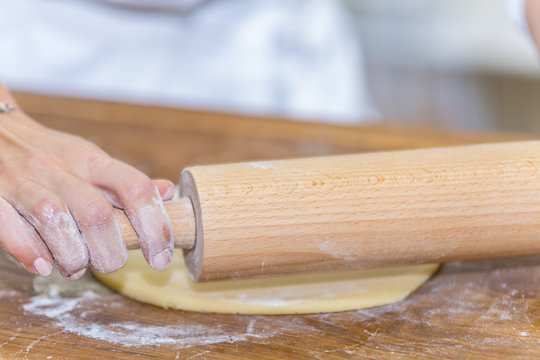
xmin=508 ymin=0 xmax=531 ymax=37
xmin=0 ymin=0 xmax=376 ymax=123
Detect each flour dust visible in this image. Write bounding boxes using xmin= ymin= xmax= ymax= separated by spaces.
xmin=21 ymin=268 xmax=273 ymax=348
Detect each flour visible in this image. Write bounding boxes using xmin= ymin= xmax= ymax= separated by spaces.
xmin=23 ymin=206 xmax=88 ymax=276
xmin=15 ymin=253 xmax=540 ymax=355
xmin=323 ymin=258 xmax=540 ymax=356
xmin=314 ymin=238 xmax=355 ymax=261
xmin=22 ymin=268 xmax=273 ymax=348
xmin=247 ymin=162 xmax=275 ymax=170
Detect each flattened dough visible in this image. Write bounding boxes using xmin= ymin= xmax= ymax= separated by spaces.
xmin=94 ymin=250 xmax=438 ymax=314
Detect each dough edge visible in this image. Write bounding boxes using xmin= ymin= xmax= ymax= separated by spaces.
xmin=94 ymin=250 xmax=439 ymax=315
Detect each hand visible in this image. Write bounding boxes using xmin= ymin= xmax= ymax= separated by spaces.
xmin=0 ymin=85 xmax=174 ymax=279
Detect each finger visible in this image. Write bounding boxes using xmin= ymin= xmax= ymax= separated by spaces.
xmin=152 ymin=179 xmax=175 ymax=201
xmin=7 ymin=180 xmax=89 ymax=279
xmin=52 ymin=174 xmax=127 ymax=273
xmin=91 ymin=160 xmax=173 ymax=270
xmin=0 ymin=198 xmax=53 ymax=276
xmin=103 ymin=179 xmax=174 ymax=205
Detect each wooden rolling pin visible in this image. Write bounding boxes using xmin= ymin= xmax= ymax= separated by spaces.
xmin=114 ymin=141 xmax=540 ymax=282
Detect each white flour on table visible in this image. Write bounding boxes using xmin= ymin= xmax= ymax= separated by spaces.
xmin=21 ymin=268 xmax=274 ymax=348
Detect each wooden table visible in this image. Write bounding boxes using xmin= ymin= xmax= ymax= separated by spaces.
xmin=0 ymin=92 xmax=538 ymax=359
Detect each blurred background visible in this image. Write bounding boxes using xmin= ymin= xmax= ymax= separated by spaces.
xmin=350 ymin=0 xmax=540 ymax=132
xmin=1 ymin=0 xmax=539 ymax=132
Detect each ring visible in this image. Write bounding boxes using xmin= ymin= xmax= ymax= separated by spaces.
xmin=0 ymin=102 xmax=14 ymax=114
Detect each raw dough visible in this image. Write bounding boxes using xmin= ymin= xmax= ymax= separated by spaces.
xmin=94 ymin=250 xmax=439 ymax=315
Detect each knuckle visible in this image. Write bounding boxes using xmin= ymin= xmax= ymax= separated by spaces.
xmin=83 ymin=145 xmax=110 ymax=166
xmin=80 ymin=199 xmax=113 ymax=227
xmin=32 ymin=150 xmax=61 ymax=169
xmin=34 ymin=198 xmax=65 ymax=221
xmin=127 ymin=179 xmax=157 ymax=200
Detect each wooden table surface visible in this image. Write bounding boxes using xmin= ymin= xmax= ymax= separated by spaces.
xmin=0 ymin=92 xmax=539 ymax=359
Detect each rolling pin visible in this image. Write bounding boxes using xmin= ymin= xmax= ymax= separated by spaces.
xmin=114 ymin=141 xmax=540 ymax=282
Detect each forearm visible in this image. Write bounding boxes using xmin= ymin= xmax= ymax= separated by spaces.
xmin=526 ymin=0 xmax=540 ymax=48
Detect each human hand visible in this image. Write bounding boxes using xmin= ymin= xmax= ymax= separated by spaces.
xmin=0 ymin=85 xmax=174 ymax=279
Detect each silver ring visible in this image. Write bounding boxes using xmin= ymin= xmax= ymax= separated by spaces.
xmin=0 ymin=102 xmax=14 ymax=114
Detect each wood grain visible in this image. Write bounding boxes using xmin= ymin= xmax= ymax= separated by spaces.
xmin=0 ymin=92 xmax=537 ymax=359
xmin=116 ymin=197 xmax=195 ymax=250
xmin=182 ymin=142 xmax=540 ymax=281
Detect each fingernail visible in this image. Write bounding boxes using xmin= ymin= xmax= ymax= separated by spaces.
xmin=163 ymin=184 xmax=175 ymax=201
xmin=152 ymin=249 xmax=172 ymax=270
xmin=33 ymin=257 xmax=52 ymax=276
xmin=67 ymin=268 xmax=87 ymax=280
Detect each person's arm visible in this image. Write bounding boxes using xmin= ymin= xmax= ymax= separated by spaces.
xmin=526 ymin=0 xmax=540 ymax=48
xmin=509 ymin=0 xmax=540 ymax=47
xmin=0 ymin=85 xmax=174 ymax=279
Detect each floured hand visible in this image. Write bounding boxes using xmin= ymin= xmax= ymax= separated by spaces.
xmin=0 ymin=85 xmax=174 ymax=279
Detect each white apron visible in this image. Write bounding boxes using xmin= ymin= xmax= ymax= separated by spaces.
xmin=0 ymin=0 xmax=376 ymax=123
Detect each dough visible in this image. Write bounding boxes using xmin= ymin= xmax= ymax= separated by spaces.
xmin=94 ymin=250 xmax=439 ymax=315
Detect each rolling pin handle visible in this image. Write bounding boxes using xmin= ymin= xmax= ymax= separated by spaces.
xmin=114 ymin=196 xmax=196 ymax=251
